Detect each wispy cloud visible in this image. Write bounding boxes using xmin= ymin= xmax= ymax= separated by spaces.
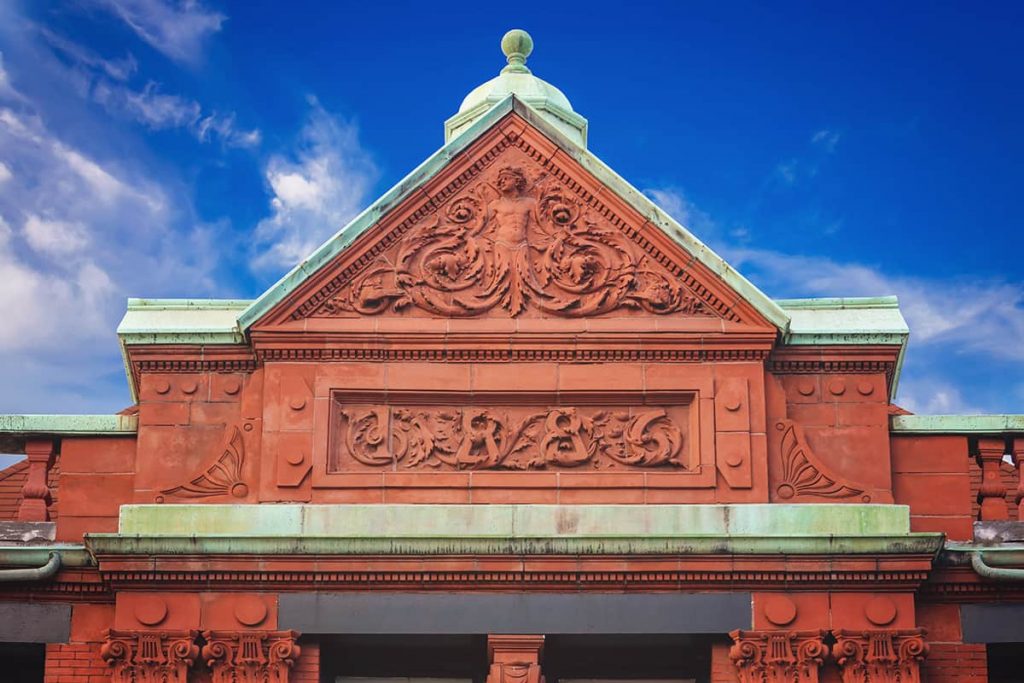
xmin=92 ymin=79 xmax=260 ymax=147
xmin=811 ymin=128 xmax=841 ymax=153
xmin=251 ymin=98 xmax=377 ymax=270
xmin=640 ymin=186 xmax=1024 ymax=412
xmin=0 ymin=67 xmax=226 ymax=411
xmin=96 ymin=0 xmax=226 ymax=65
xmin=40 ymin=27 xmax=137 ymax=81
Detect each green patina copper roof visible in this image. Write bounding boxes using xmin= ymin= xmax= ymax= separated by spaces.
xmin=445 ymin=30 xmax=587 ymax=147
xmin=88 ymin=503 xmax=943 ymax=557
xmin=892 ymin=414 xmax=1024 ymax=434
xmin=0 ymin=414 xmax=137 ymax=436
xmin=117 ymin=503 xmax=910 ymax=537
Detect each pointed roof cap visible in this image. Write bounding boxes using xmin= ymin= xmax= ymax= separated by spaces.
xmin=445 ymin=30 xmax=588 ymax=147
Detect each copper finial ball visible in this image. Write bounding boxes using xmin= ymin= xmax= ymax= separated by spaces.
xmin=501 ymin=29 xmax=533 ymax=72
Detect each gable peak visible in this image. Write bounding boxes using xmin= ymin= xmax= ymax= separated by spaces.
xmin=445 ymin=30 xmax=588 ymax=148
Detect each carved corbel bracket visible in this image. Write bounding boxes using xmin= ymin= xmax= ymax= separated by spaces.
xmin=728 ymin=629 xmax=828 ymax=683
xmin=832 ymin=629 xmax=928 ymax=683
xmin=202 ymin=629 xmax=301 ymax=683
xmin=100 ymin=629 xmax=199 ymax=683
xmin=487 ymin=635 xmax=545 ymax=683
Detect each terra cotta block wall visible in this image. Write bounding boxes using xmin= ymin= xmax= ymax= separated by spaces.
xmin=250 ymin=359 xmax=771 ymax=505
xmin=891 ymin=435 xmax=973 ymax=539
xmin=767 ymin=372 xmax=894 ymax=504
xmin=55 ymin=437 xmax=135 ymax=541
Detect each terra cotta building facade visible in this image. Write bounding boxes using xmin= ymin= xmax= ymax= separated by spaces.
xmin=1 ymin=30 xmax=1022 ymax=683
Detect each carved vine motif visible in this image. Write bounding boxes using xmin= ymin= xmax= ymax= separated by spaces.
xmin=202 ymin=630 xmax=301 ymax=683
xmin=728 ymin=630 xmax=828 ymax=683
xmin=101 ymin=629 xmax=199 ymax=683
xmin=832 ymin=629 xmax=928 ymax=683
xmin=775 ymin=420 xmax=868 ymax=502
xmin=311 ymin=165 xmax=717 ymax=319
xmin=334 ymin=405 xmax=686 ymax=471
xmin=159 ymin=425 xmax=249 ymax=501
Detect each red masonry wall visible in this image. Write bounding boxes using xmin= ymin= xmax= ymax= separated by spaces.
xmin=891 ymin=435 xmax=974 ymax=540
xmin=44 ymin=642 xmax=108 ymax=683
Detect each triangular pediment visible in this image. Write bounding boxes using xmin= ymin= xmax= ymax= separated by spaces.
xmin=246 ymin=98 xmax=786 ymax=336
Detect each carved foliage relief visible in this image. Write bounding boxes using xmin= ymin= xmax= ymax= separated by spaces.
xmin=311 ymin=155 xmax=719 ymax=319
xmin=329 ymin=396 xmax=693 ymax=472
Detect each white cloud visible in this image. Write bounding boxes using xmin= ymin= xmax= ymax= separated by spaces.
xmin=23 ymin=215 xmax=91 ymax=256
xmin=0 ymin=161 xmax=11 ymax=183
xmin=97 ymin=0 xmax=225 ymax=64
xmin=0 ymin=68 xmax=228 ymax=412
xmin=251 ymin=100 xmax=377 ymax=270
xmin=644 ymin=187 xmax=720 ymax=240
xmin=811 ymin=129 xmax=841 ymax=152
xmin=39 ymin=27 xmax=137 ymax=82
xmin=726 ymin=247 xmax=1024 ymax=361
xmin=91 ymin=80 xmax=260 ymax=148
xmin=897 ymin=378 xmax=983 ymax=415
xmin=639 ymin=186 xmax=1024 ymax=413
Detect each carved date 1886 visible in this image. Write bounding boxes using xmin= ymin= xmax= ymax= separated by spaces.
xmin=329 ymin=404 xmax=688 ymax=471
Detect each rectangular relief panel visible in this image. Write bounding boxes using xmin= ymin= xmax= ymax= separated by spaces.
xmin=312 ymin=390 xmax=716 ymax=490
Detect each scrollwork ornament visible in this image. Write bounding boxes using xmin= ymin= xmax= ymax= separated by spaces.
xmin=336 ymin=405 xmax=686 ymax=471
xmin=102 ymin=630 xmax=198 ymax=683
xmin=832 ymin=629 xmax=928 ymax=683
xmin=312 ymin=162 xmax=719 ymax=319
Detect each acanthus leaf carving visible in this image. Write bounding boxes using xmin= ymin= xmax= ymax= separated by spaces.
xmin=311 ymin=164 xmax=718 ymax=320
xmin=160 ymin=424 xmax=249 ymax=501
xmin=774 ymin=419 xmax=868 ymax=502
xmin=728 ymin=629 xmax=828 ymax=683
xmin=333 ymin=404 xmax=688 ymax=471
xmin=202 ymin=630 xmax=301 ymax=683
xmin=101 ymin=629 xmax=199 ymax=683
xmin=832 ymin=629 xmax=928 ymax=683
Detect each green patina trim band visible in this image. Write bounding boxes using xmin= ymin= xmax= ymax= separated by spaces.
xmin=0 ymin=414 xmax=138 ymax=436
xmin=116 ymin=503 xmax=912 ymax=538
xmin=0 ymin=546 xmax=93 ymax=567
xmin=84 ymin=534 xmax=943 ymax=557
xmin=891 ymin=415 xmax=1024 ymax=434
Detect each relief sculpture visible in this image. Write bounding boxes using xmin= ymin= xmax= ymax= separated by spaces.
xmin=312 ymin=164 xmax=716 ymax=318
xmin=331 ymin=404 xmax=687 ymax=471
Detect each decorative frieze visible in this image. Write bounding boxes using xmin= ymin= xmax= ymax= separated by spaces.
xmin=332 ymin=402 xmax=689 ymax=471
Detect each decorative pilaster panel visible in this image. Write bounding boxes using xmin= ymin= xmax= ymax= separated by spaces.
xmin=976 ymin=438 xmax=1009 ymax=520
xmin=100 ymin=629 xmax=199 ymax=683
xmin=487 ymin=635 xmax=545 ymax=683
xmin=202 ymin=630 xmax=301 ymax=683
xmin=832 ymin=629 xmax=928 ymax=683
xmin=17 ymin=438 xmax=55 ymax=521
xmin=728 ymin=630 xmax=827 ymax=683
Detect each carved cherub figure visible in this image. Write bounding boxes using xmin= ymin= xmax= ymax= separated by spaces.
xmin=486 ymin=166 xmax=539 ymax=244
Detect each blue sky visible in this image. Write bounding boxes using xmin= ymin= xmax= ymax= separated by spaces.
xmin=0 ymin=0 xmax=1022 ymax=416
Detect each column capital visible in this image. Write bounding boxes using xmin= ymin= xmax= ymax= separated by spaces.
xmin=728 ymin=629 xmax=827 ymax=683
xmin=202 ymin=630 xmax=302 ymax=683
xmin=832 ymin=628 xmax=928 ymax=683
xmin=100 ymin=629 xmax=199 ymax=683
